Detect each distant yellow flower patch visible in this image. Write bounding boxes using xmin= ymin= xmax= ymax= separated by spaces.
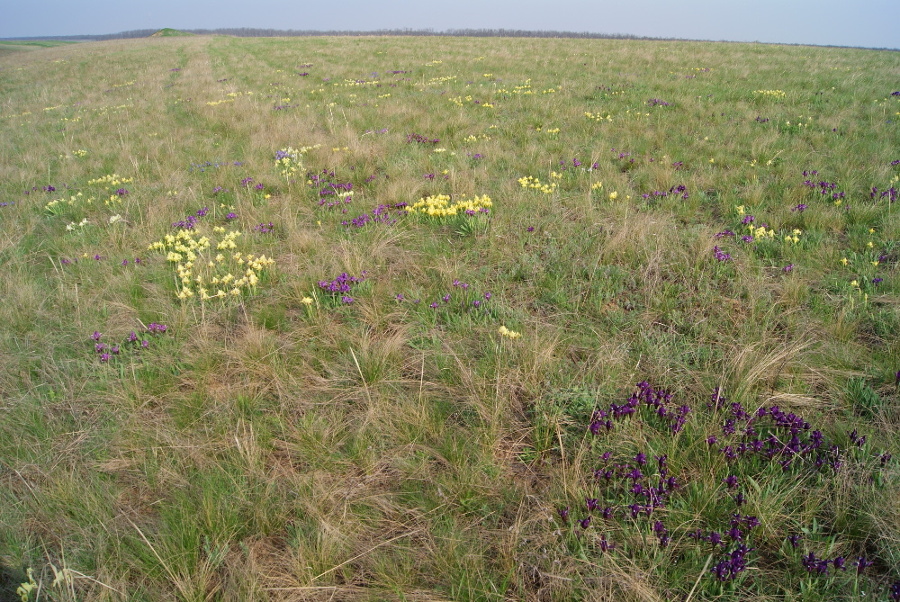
xmin=406 ymin=194 xmax=492 ymax=218
xmin=753 ymin=89 xmax=786 ymax=98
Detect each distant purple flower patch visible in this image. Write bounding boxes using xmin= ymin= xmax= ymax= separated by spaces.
xmin=407 ymin=133 xmax=440 ymax=144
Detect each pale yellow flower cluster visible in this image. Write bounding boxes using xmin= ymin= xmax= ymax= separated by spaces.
xmin=496 ymin=79 xmax=533 ymax=95
xmin=585 ymin=111 xmax=613 ymax=122
xmin=149 ymin=227 xmax=274 ymax=301
xmin=45 ymin=192 xmax=94 ymax=213
xmin=518 ymin=176 xmax=557 ymax=194
xmin=406 ymin=194 xmax=493 ymax=218
xmin=276 ymin=145 xmax=319 ymax=180
xmin=749 ymin=225 xmax=776 ymax=239
xmin=207 ymin=91 xmax=253 ymax=106
xmin=421 ymin=75 xmax=456 ymax=86
xmin=87 ymin=174 xmax=132 ymax=188
xmin=448 ymin=95 xmax=494 ymax=108
xmin=784 ymin=229 xmax=802 ymax=244
xmin=753 ymin=89 xmax=786 ymax=98
xmin=498 ymin=326 xmax=522 ymax=339
xmin=66 ymin=218 xmax=89 ymax=231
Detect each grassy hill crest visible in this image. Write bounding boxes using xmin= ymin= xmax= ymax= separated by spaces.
xmin=150 ymin=28 xmax=194 ymax=37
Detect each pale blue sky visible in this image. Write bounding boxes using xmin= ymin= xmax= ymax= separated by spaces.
xmin=2 ymin=0 xmax=898 ymax=49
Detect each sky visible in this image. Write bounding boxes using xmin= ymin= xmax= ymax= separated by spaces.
xmin=2 ymin=0 xmax=898 ymax=49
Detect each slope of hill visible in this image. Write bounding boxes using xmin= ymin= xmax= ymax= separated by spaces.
xmin=0 ymin=34 xmax=898 ymax=601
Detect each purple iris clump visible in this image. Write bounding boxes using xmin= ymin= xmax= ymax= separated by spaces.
xmin=710 ymin=387 xmax=727 ymax=410
xmin=341 ymin=203 xmax=407 ymax=229
xmin=147 ymin=323 xmax=168 ymax=334
xmin=653 ymin=520 xmax=670 ymax=547
xmin=641 ymin=184 xmax=689 ymax=201
xmin=872 ymin=187 xmax=898 ymax=203
xmin=173 ymin=207 xmax=209 ymax=230
xmin=713 ymin=246 xmax=731 ymax=262
xmin=802 ymin=552 xmax=827 ymax=574
xmin=856 ymin=556 xmax=874 ymax=574
xmin=319 ymin=272 xmax=366 ymax=295
xmin=406 ymin=133 xmax=440 ymax=144
xmin=710 ymin=544 xmax=753 ymax=581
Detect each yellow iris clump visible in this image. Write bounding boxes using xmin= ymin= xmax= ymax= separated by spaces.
xmin=498 ymin=326 xmax=522 ymax=339
xmin=87 ymin=173 xmax=132 ymax=188
xmin=275 ymin=145 xmax=319 ymax=180
xmin=784 ymin=228 xmax=802 ymax=244
xmin=45 ymin=192 xmax=94 ymax=213
xmin=406 ymin=194 xmax=493 ymax=218
xmin=149 ymin=228 xmax=275 ymax=301
xmin=585 ymin=111 xmax=613 ymax=122
xmin=749 ymin=225 xmax=775 ymax=239
xmin=518 ymin=176 xmax=557 ymax=194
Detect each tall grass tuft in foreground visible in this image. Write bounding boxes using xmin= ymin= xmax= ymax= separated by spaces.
xmin=0 ymin=34 xmax=898 ymax=600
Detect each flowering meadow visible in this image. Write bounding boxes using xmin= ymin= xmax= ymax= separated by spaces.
xmin=0 ymin=34 xmax=898 ymax=601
